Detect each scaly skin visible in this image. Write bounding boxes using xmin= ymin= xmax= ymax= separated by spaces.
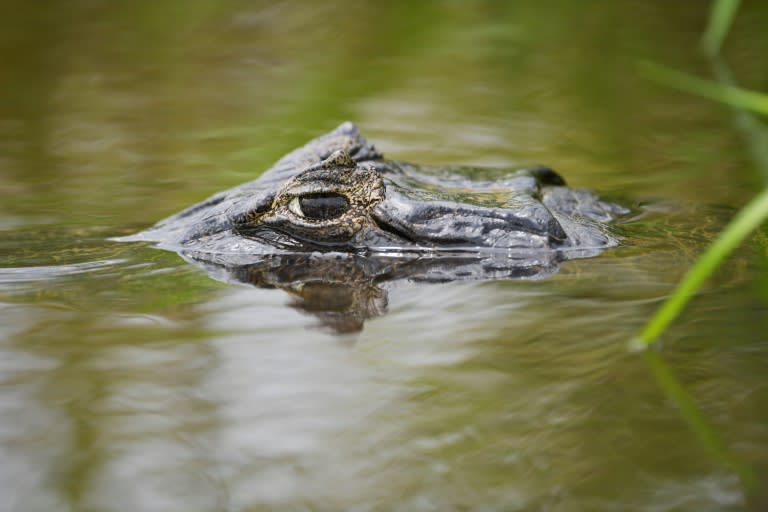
xmin=127 ymin=122 xmax=627 ymax=257
xmin=234 ymin=150 xmax=386 ymax=246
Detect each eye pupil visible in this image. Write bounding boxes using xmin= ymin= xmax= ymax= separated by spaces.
xmin=298 ymin=193 xmax=350 ymax=220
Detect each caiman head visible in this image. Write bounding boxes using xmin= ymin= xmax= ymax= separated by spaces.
xmin=124 ymin=122 xmax=627 ymax=333
xmin=130 ymin=122 xmax=623 ymax=255
xmin=231 ymin=148 xmax=575 ymax=252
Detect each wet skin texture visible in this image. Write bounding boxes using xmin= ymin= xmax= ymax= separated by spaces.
xmin=126 ymin=122 xmax=628 ymax=333
xmin=133 ymin=122 xmax=627 ymax=256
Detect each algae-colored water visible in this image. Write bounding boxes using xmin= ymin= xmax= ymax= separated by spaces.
xmin=1 ymin=2 xmax=768 ymax=510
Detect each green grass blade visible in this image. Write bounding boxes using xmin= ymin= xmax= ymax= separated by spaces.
xmin=639 ymin=61 xmax=768 ymax=116
xmin=709 ymin=57 xmax=768 ymax=184
xmin=633 ymin=185 xmax=768 ymax=348
xmin=701 ymin=0 xmax=741 ymax=57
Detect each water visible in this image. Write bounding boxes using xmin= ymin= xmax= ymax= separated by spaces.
xmin=2 ymin=1 xmax=768 ymax=510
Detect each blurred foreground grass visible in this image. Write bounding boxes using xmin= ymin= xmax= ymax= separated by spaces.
xmin=634 ymin=0 xmax=768 ymax=349
xmin=633 ymin=0 xmax=767 ymax=501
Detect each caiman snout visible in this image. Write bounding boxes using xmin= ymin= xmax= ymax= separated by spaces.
xmin=370 ymin=191 xmax=568 ymax=250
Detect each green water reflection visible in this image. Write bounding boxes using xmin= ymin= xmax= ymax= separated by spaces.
xmin=1 ymin=1 xmax=768 ymax=510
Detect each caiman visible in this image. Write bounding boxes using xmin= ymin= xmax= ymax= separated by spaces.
xmin=124 ymin=122 xmax=628 ymax=332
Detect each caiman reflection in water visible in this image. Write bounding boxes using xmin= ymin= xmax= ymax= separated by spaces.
xmin=124 ymin=122 xmax=629 ymax=332
xmin=185 ymin=250 xmax=566 ymax=333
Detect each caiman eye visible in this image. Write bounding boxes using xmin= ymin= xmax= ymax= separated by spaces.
xmin=288 ymin=193 xmax=350 ymax=221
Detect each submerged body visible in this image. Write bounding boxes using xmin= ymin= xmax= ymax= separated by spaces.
xmin=132 ymin=122 xmax=626 ymax=258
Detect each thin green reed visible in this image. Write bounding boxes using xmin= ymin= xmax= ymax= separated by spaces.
xmin=701 ymin=0 xmax=741 ymax=57
xmin=634 ymin=187 xmax=768 ymax=347
xmin=638 ymin=62 xmax=768 ymax=116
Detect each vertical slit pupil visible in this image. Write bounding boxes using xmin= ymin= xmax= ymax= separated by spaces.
xmin=299 ymin=193 xmax=350 ymax=220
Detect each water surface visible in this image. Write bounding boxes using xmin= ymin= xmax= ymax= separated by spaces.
xmin=2 ymin=1 xmax=768 ymax=510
